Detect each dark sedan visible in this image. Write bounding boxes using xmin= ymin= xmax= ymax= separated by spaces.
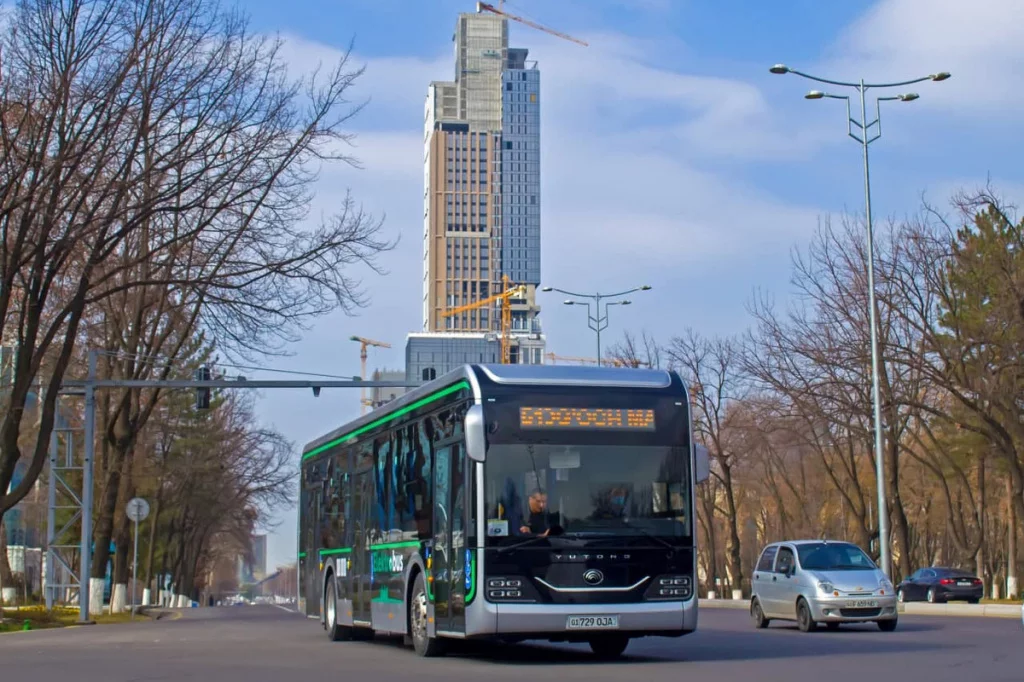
xmin=897 ymin=567 xmax=983 ymax=604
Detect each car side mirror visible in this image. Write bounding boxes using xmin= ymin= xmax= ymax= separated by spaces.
xmin=694 ymin=443 xmax=710 ymax=483
xmin=465 ymin=404 xmax=486 ymax=462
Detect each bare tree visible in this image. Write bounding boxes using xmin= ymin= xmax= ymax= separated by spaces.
xmin=607 ymin=330 xmax=661 ymax=368
xmin=0 ymin=0 xmax=393 ymax=529
xmin=667 ymin=330 xmax=748 ymax=596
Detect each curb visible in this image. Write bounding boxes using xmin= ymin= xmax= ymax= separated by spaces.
xmin=698 ymin=598 xmax=1023 ymax=619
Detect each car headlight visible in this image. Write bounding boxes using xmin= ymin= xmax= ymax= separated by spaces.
xmin=817 ymin=581 xmax=835 ymax=594
xmin=879 ymin=578 xmax=894 ymax=593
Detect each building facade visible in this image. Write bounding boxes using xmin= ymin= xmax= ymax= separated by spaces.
xmin=419 ymin=9 xmax=545 ymax=375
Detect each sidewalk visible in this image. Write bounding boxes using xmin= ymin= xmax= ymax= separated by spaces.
xmin=699 ymin=598 xmax=1023 ymax=619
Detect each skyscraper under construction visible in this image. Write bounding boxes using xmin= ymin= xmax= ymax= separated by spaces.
xmin=407 ymin=7 xmax=545 ymax=383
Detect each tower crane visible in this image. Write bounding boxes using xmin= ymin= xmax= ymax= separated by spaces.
xmin=441 ymin=274 xmax=526 ymax=364
xmin=349 ymin=336 xmax=391 ymax=415
xmin=545 ymin=352 xmax=649 ymax=368
xmin=477 ymin=2 xmax=589 ymax=47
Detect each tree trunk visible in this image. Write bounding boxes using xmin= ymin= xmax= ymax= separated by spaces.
xmin=720 ymin=462 xmax=744 ymax=598
xmin=886 ymin=438 xmax=913 ymax=581
xmin=0 ymin=516 xmax=15 ymax=606
xmin=1008 ymin=477 xmax=1018 ymax=599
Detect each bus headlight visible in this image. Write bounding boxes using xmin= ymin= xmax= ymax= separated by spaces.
xmin=646 ymin=575 xmax=692 ymax=600
xmin=486 ymin=577 xmax=535 ymax=602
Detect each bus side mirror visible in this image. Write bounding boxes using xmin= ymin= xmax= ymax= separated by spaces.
xmin=465 ymin=404 xmax=486 ymax=462
xmin=694 ymin=443 xmax=710 ymax=483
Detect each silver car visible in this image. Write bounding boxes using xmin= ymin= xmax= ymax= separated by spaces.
xmin=750 ymin=540 xmax=898 ymax=632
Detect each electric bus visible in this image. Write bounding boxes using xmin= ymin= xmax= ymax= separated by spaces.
xmin=298 ymin=363 xmax=709 ymax=658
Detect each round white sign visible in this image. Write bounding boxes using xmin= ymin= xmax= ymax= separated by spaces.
xmin=126 ymin=497 xmax=150 ymax=522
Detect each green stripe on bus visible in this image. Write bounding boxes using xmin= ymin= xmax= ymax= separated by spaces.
xmin=297 ymin=552 xmax=307 ymax=558
xmin=372 ymin=587 xmax=402 ymax=604
xmin=319 ymin=547 xmax=352 ymax=556
xmin=465 ymin=549 xmax=477 ymax=604
xmin=370 ymin=541 xmax=420 ymax=551
xmin=302 ymin=381 xmax=471 ymax=461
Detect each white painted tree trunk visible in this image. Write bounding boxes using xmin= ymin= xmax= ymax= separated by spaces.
xmin=707 ymin=590 xmax=717 ymax=599
xmin=142 ymin=588 xmax=152 ymax=606
xmin=89 ymin=578 xmax=106 ymax=615
xmin=732 ymin=589 xmax=743 ymax=600
xmin=1 ymin=587 xmax=16 ymax=605
xmin=110 ymin=583 xmax=127 ymax=613
xmin=1008 ymin=576 xmax=1019 ymax=600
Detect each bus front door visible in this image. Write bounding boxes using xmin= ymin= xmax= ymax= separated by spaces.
xmin=432 ymin=443 xmax=467 ymax=636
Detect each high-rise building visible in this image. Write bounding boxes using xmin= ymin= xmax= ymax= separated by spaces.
xmin=413 ymin=8 xmax=545 ymax=381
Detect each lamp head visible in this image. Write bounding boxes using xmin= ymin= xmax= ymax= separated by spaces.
xmin=621 ymin=300 xmax=632 ymax=306
xmin=640 ymin=285 xmax=652 ymax=291
xmin=769 ymin=64 xmax=790 ymax=75
xmin=563 ymin=299 xmax=574 ymax=306
xmin=805 ymin=90 xmax=825 ymax=100
xmin=541 ymin=286 xmax=552 ymax=292
xmin=899 ymin=93 xmax=919 ymax=102
xmin=931 ymin=72 xmax=951 ymax=82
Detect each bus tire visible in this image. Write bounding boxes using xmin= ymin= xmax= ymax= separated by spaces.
xmin=589 ymin=634 xmax=629 ymax=659
xmin=409 ymin=572 xmax=444 ymax=657
xmin=325 ymin=574 xmax=352 ymax=642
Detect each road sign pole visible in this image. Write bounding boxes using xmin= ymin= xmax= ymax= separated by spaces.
xmin=131 ymin=515 xmax=138 ymax=620
xmin=126 ymin=497 xmax=150 ymax=621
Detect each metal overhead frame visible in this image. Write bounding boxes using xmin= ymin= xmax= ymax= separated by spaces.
xmin=50 ymin=350 xmax=419 ymax=623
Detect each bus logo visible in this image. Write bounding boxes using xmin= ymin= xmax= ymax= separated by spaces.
xmin=372 ymin=552 xmax=405 ymax=574
xmin=583 ymin=569 xmax=604 ymax=586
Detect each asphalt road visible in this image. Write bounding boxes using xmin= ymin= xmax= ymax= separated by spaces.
xmin=1 ymin=605 xmax=1022 ymax=681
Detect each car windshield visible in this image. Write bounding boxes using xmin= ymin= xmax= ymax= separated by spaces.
xmin=797 ymin=543 xmax=876 ymax=571
xmin=483 ymin=444 xmax=691 ymax=545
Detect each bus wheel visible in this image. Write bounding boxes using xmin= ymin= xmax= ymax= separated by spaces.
xmin=589 ymin=634 xmax=629 ymax=659
xmin=325 ymin=575 xmax=352 ymax=642
xmin=409 ymin=572 xmax=445 ymax=657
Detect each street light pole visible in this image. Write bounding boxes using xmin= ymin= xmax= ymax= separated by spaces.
xmin=540 ymin=285 xmax=652 ymax=365
xmin=769 ymin=64 xmax=950 ymax=579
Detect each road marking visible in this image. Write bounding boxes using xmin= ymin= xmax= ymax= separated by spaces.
xmin=274 ymin=604 xmax=300 ymax=614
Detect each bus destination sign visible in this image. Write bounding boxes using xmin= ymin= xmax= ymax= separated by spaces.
xmin=519 ymin=407 xmax=655 ymax=430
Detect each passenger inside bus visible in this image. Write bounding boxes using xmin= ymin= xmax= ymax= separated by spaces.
xmin=590 ymin=485 xmax=631 ymax=521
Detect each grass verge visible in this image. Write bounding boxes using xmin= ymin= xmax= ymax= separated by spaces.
xmin=0 ymin=606 xmax=149 ymax=633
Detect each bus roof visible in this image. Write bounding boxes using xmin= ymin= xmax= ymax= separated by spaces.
xmin=300 ymin=363 xmax=679 ymax=458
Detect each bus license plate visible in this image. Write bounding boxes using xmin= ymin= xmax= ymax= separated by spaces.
xmin=845 ymin=599 xmax=878 ymax=608
xmin=566 ymin=615 xmax=619 ymax=630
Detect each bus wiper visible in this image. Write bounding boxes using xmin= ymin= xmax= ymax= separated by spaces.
xmin=496 ymin=535 xmax=550 ymax=554
xmin=618 ymin=519 xmax=679 ymax=554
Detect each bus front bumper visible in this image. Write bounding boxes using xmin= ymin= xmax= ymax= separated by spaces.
xmin=465 ymin=599 xmax=697 ymax=639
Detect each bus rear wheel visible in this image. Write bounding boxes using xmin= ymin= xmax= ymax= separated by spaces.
xmin=589 ymin=634 xmax=629 ymax=659
xmin=409 ymin=572 xmax=445 ymax=657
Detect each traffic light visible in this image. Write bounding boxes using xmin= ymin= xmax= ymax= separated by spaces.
xmin=195 ymin=365 xmax=211 ymax=410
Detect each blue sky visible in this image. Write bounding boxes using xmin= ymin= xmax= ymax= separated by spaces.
xmin=240 ymin=0 xmax=1024 ymax=570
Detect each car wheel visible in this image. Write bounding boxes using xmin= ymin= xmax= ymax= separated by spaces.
xmin=796 ymin=598 xmax=817 ymax=633
xmin=927 ymin=587 xmax=939 ymax=603
xmin=589 ymin=634 xmax=630 ymax=659
xmin=878 ymin=618 xmax=898 ymax=632
xmin=409 ymin=572 xmax=445 ymax=657
xmin=751 ymin=598 xmax=770 ymax=629
xmin=325 ymin=575 xmax=352 ymax=642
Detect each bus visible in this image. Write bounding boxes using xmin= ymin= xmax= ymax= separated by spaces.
xmin=298 ymin=363 xmax=709 ymax=658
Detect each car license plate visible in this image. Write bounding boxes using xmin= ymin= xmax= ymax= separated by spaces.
xmin=957 ymin=581 xmax=972 ymax=587
xmin=845 ymin=599 xmax=878 ymax=608
xmin=566 ymin=615 xmax=619 ymax=630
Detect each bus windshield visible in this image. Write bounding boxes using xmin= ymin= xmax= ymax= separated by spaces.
xmin=483 ymin=444 xmax=691 ymax=545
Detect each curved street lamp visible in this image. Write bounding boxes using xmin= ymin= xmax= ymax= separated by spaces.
xmin=769 ymin=63 xmax=950 ymax=579
xmin=540 ymin=285 xmax=651 ymax=365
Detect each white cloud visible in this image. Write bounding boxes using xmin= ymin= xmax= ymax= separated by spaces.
xmin=821 ymin=0 xmax=1024 ymax=116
